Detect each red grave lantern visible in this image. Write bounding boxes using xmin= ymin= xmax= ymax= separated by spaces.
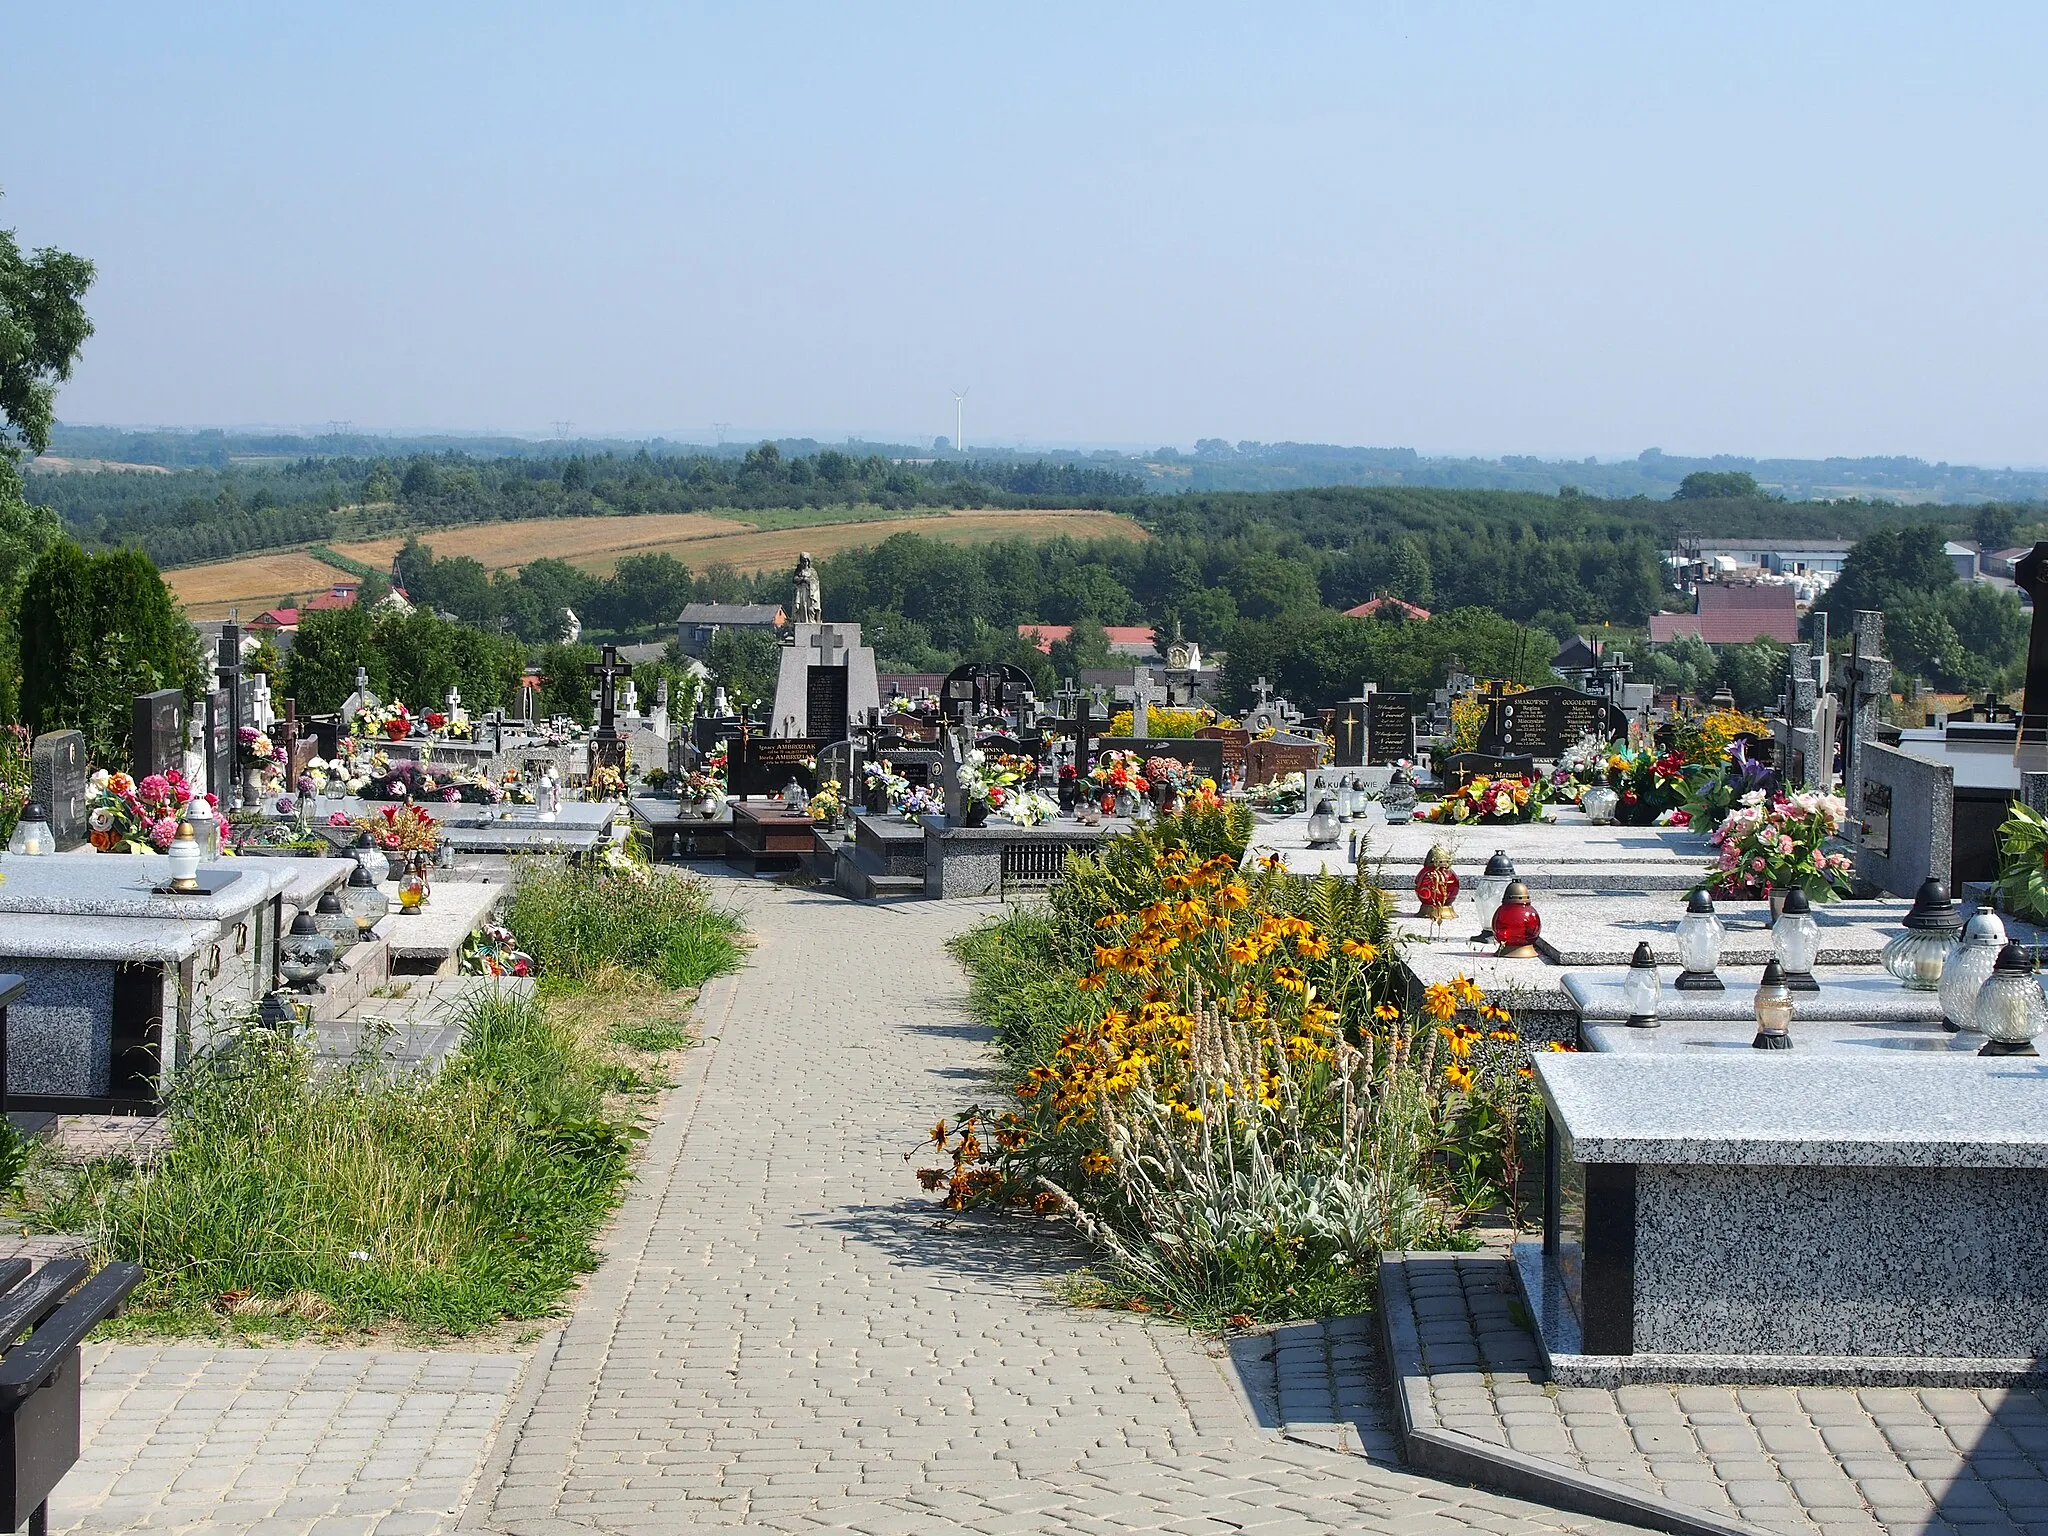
xmin=1491 ymin=879 xmax=1542 ymax=958
xmin=1414 ymin=845 xmax=1459 ymax=921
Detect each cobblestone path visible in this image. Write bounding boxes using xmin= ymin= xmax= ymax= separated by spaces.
xmin=478 ymin=879 xmax=1631 ymax=1536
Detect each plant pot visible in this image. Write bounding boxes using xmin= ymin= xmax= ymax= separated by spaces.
xmin=865 ymin=785 xmax=889 ymax=815
xmin=385 ymin=851 xmax=409 ymax=880
xmin=964 ymin=804 xmax=990 ymax=828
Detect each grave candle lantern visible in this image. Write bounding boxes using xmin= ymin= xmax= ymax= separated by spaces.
xmin=1414 ymin=844 xmax=1458 ymax=921
xmin=1751 ymin=958 xmax=1794 ymax=1049
xmin=1622 ymin=940 xmax=1660 ymax=1026
xmin=1939 ymin=909 xmax=2006 ymax=1033
xmin=186 ymin=795 xmax=221 ymax=859
xmin=1975 ymin=943 xmax=2045 ymax=1056
xmin=340 ymin=862 xmax=390 ymax=933
xmin=352 ymin=830 xmax=385 ymax=883
xmin=1470 ymin=850 xmax=1516 ymax=946
xmin=6 ymin=800 xmax=53 ymax=856
xmin=165 ymin=822 xmax=202 ymax=891
xmin=1380 ymin=767 xmax=1416 ymax=825
xmin=1579 ymin=765 xmax=1619 ymax=826
xmin=1880 ymin=877 xmax=1960 ymax=991
xmin=1772 ymin=887 xmax=1821 ymax=991
xmin=311 ymin=889 xmax=358 ymax=964
xmin=1674 ymin=889 xmax=1725 ymax=990
xmin=280 ymin=909 xmax=336 ymax=991
xmin=1490 ymin=878 xmax=1542 ymax=958
xmin=1307 ymin=793 xmax=1341 ymax=848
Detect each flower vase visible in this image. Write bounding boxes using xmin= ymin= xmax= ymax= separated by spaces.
xmin=865 ymin=784 xmax=889 ymax=815
xmin=1769 ymin=887 xmax=1789 ymax=925
xmin=244 ymin=767 xmax=265 ymax=806
xmin=964 ymin=803 xmax=990 ymax=828
xmin=696 ymin=794 xmax=723 ymax=818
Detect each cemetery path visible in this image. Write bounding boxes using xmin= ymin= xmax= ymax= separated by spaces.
xmin=470 ymin=877 xmax=1635 ymax=1536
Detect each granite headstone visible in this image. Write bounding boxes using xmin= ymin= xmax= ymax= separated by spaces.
xmin=29 ymin=730 xmax=88 ymax=851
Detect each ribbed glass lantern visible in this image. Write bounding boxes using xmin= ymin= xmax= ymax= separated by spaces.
xmin=1380 ymin=768 xmax=1416 ymax=825
xmin=1939 ymin=909 xmax=2007 ymax=1033
xmin=1307 ymin=793 xmax=1341 ymax=848
xmin=1880 ymin=878 xmax=1960 ymax=991
xmin=1470 ymin=851 xmax=1515 ymax=945
xmin=280 ymin=910 xmax=335 ymax=992
xmin=1580 ymin=767 xmax=1619 ymax=825
xmin=311 ymin=889 xmax=357 ymax=962
xmin=1752 ymin=959 xmax=1794 ymax=1049
xmin=340 ymin=862 xmax=390 ymax=935
xmin=1622 ymin=940 xmax=1660 ymax=1027
xmin=1773 ymin=888 xmax=1821 ymax=991
xmin=1975 ymin=944 xmax=2045 ymax=1056
xmin=1674 ymin=889 xmax=1725 ymax=990
xmin=6 ymin=801 xmax=53 ymax=856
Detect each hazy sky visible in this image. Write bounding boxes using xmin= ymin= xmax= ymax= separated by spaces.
xmin=6 ymin=5 xmax=2045 ymax=462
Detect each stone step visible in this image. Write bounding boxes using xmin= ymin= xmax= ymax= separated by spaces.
xmin=834 ymin=843 xmax=926 ymax=901
xmin=306 ymin=936 xmax=390 ymax=1020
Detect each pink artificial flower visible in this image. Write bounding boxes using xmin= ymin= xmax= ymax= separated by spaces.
xmin=328 ymin=811 xmax=352 ymax=827
xmin=1750 ymin=856 xmax=1766 ymax=872
xmin=139 ymin=774 xmax=171 ymax=803
xmin=1777 ymin=834 xmax=1795 ymax=856
xmin=150 ymin=815 xmax=178 ymax=849
xmin=442 ymin=788 xmax=461 ymax=803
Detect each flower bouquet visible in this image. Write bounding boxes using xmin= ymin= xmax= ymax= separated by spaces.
xmin=587 ymin=761 xmax=631 ymax=801
xmin=354 ymin=803 xmax=440 ymax=856
xmin=1682 ymin=737 xmax=1778 ymax=829
xmin=353 ymin=701 xmax=414 ymax=742
xmin=809 ymin=778 xmax=843 ymax=825
xmin=1993 ymin=801 xmax=2048 ymax=924
xmin=1703 ymin=789 xmax=1854 ymax=900
xmin=1421 ymin=774 xmax=1545 ymax=825
xmin=87 ymin=769 xmax=215 ymax=852
xmin=1089 ymin=749 xmax=1149 ymax=812
xmin=1242 ymin=771 xmax=1305 ymax=813
xmin=862 ymin=758 xmax=909 ymax=814
xmin=460 ymin=923 xmax=533 ymax=978
xmin=1605 ymin=746 xmax=1689 ymax=826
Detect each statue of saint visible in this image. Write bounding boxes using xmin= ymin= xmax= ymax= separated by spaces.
xmin=792 ymin=552 xmax=822 ymax=625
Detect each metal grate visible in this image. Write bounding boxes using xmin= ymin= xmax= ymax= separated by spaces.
xmin=999 ymin=840 xmax=1070 ymax=895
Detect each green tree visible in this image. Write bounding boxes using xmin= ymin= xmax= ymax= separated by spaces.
xmin=703 ymin=628 xmax=779 ymax=711
xmin=1673 ymin=471 xmax=1762 ymax=500
xmin=282 ymin=605 xmax=381 ymax=712
xmin=1973 ymin=504 xmax=2020 ymax=554
xmin=1174 ymin=587 xmax=1238 ymax=651
xmin=534 ymin=641 xmax=601 ymax=722
xmin=0 ymin=199 xmax=95 ymax=462
xmin=1713 ymin=638 xmax=1789 ymax=712
xmin=1818 ymin=525 xmax=1954 ymax=620
xmin=1047 ymin=617 xmax=1114 ymax=679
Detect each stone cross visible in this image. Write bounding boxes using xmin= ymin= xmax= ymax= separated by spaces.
xmin=1130 ymin=672 xmax=1166 ymax=739
xmin=1252 ymin=676 xmax=1274 ymax=709
xmin=2014 ymin=543 xmax=2048 ymax=746
xmin=1840 ymin=610 xmax=1892 ymax=825
xmin=807 ymin=626 xmax=848 ymax=669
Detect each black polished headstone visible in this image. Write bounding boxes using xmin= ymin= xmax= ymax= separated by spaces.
xmin=1440 ymin=751 xmax=1536 ymax=790
xmin=1328 ymin=700 xmax=1366 ymax=766
xmin=206 ymin=690 xmax=236 ymax=802
xmin=29 ymin=730 xmax=88 ymax=851
xmin=1367 ymin=693 xmax=1417 ymax=765
xmin=132 ymin=690 xmax=185 ymax=781
xmin=2014 ymin=543 xmax=2048 ymax=742
xmin=729 ymin=737 xmax=822 ymax=799
xmin=1478 ymin=686 xmax=1626 ymax=757
xmin=1094 ymin=736 xmax=1227 ymax=781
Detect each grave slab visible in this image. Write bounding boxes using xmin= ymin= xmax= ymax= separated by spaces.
xmin=1565 ymin=967 xmax=1944 ymax=1028
xmin=374 ymin=877 xmax=504 ymax=976
xmin=1528 ymin=892 xmax=1909 ymax=967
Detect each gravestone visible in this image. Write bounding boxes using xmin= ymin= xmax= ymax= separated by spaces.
xmin=1840 ymin=610 xmax=1892 ymax=828
xmin=940 ymin=726 xmax=971 ymax=824
xmin=2014 ymin=542 xmax=2048 ymax=744
xmin=1367 ymin=692 xmax=1416 ymax=765
xmin=1328 ymin=699 xmax=1366 ymax=766
xmin=132 ymin=690 xmax=185 ymax=781
xmin=1772 ymin=644 xmax=1823 ymax=790
xmin=586 ymin=643 xmax=629 ymax=774
xmin=771 ymin=623 xmax=882 ymax=742
xmin=1479 ymin=686 xmax=1625 ymax=758
xmin=1245 ymin=734 xmax=1321 ymax=786
xmin=28 ymin=731 xmax=88 ymax=851
xmin=1094 ymin=736 xmax=1227 ymax=782
xmin=1130 ymin=673 xmax=1165 ymax=739
xmin=1194 ymin=724 xmax=1250 ymax=780
xmin=729 ymin=737 xmax=822 ymax=799
xmin=1855 ymin=741 xmax=1952 ymax=897
xmin=938 ymin=661 xmax=1034 ymax=728
xmin=1440 ymin=751 xmax=1537 ymax=790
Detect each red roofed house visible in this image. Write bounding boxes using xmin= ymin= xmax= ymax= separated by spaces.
xmin=248 ymin=607 xmax=300 ymax=633
xmin=1342 ymin=596 xmax=1432 ymax=622
xmin=1647 ymin=580 xmax=1800 ymax=646
xmin=1017 ymin=624 xmax=1158 ymax=659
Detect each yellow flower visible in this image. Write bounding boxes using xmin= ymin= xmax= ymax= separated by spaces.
xmin=1080 ymin=1150 xmax=1113 ymax=1175
xmin=1423 ymin=982 xmax=1459 ymax=1021
xmin=1340 ymin=938 xmax=1379 ymax=963
xmin=1295 ymin=935 xmax=1330 ymax=960
xmin=1373 ymin=1003 xmax=1400 ymax=1022
xmin=1445 ymin=1061 xmax=1474 ymax=1091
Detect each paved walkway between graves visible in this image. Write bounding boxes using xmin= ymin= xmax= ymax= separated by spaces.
xmin=471 ymin=876 xmax=1637 ymax=1536
xmin=1378 ymin=1253 xmax=2048 ymax=1536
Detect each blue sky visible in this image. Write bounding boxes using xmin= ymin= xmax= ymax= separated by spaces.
xmin=5 ymin=4 xmax=2045 ymax=462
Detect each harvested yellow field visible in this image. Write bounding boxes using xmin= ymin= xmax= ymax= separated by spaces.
xmin=170 ymin=551 xmax=365 ymax=619
xmin=171 ymin=507 xmax=1146 ymax=619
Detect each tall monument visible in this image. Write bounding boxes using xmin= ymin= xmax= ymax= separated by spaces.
xmin=769 ymin=553 xmax=879 ymax=741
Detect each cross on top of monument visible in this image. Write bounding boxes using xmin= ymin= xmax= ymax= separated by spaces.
xmin=356 ymin=667 xmax=369 ymax=693
xmin=808 ymin=627 xmax=847 ymax=668
xmin=1253 ymin=676 xmax=1273 ymax=706
xmin=586 ymin=643 xmax=628 ymax=735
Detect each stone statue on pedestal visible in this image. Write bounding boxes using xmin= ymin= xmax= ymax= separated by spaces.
xmin=792 ymin=553 xmax=822 ymax=626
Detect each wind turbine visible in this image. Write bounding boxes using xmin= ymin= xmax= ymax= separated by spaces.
xmin=951 ymin=387 xmax=968 ymax=455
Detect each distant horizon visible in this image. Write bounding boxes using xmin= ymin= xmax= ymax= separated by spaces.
xmin=35 ymin=421 xmax=2048 ymax=476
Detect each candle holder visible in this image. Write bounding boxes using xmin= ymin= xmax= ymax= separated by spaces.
xmin=1470 ymin=851 xmax=1515 ymax=946
xmin=1752 ymin=959 xmax=1794 ymax=1049
xmin=1622 ymin=939 xmax=1660 ymax=1027
xmin=1307 ymin=793 xmax=1341 ymax=848
xmin=1490 ymin=879 xmax=1542 ymax=959
xmin=1674 ymin=889 xmax=1725 ymax=990
xmin=1414 ymin=845 xmax=1459 ymax=922
xmin=1380 ymin=767 xmax=1416 ymax=825
xmin=1939 ymin=909 xmax=2007 ymax=1033
xmin=1880 ymin=877 xmax=1960 ymax=991
xmin=1773 ymin=888 xmax=1821 ymax=992
xmin=1975 ymin=943 xmax=2045 ymax=1056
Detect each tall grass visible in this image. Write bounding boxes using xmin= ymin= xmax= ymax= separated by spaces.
xmin=31 ymin=988 xmax=638 ymax=1335
xmin=506 ymin=863 xmax=746 ymax=989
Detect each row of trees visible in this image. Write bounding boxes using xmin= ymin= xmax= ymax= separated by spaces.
xmin=1817 ymin=526 xmax=2030 ymax=693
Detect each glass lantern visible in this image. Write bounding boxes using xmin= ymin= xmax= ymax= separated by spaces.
xmin=1621 ymin=939 xmax=1660 ymax=1025
xmin=1939 ymin=909 xmax=2007 ymax=1032
xmin=340 ymin=863 xmax=390 ymax=934
xmin=6 ymin=800 xmax=53 ymax=856
xmin=1880 ymin=877 xmax=1960 ymax=991
xmin=1470 ymin=851 xmax=1516 ymax=946
xmin=781 ymin=778 xmax=810 ymax=814
xmin=1131 ymin=791 xmax=1156 ymax=825
xmin=1306 ymin=793 xmax=1341 ymax=848
xmin=1113 ymin=785 xmax=1141 ymax=820
xmin=279 ymin=910 xmax=336 ymax=992
xmin=311 ymin=889 xmax=357 ymax=962
xmin=352 ymin=830 xmax=385 ymax=883
xmin=1580 ymin=767 xmax=1619 ymax=826
xmin=1347 ymin=774 xmax=1367 ymax=819
xmin=1674 ymin=889 xmax=1725 ymax=990
xmin=1975 ymin=943 xmax=2045 ymax=1056
xmin=1491 ymin=878 xmax=1542 ymax=958
xmin=1380 ymin=768 xmax=1416 ymax=825
xmin=1752 ymin=959 xmax=1794 ymax=1049
xmin=1772 ymin=887 xmax=1821 ymax=991
xmin=186 ymin=795 xmax=221 ymax=858
xmin=397 ymin=859 xmax=429 ymax=916
xmin=1414 ymin=845 xmax=1459 ymax=921
xmin=165 ymin=822 xmax=202 ymax=890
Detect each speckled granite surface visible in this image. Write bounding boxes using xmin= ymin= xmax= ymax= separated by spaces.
xmin=1534 ymin=1053 xmax=2048 ymax=1166
xmin=1533 ymin=893 xmax=1910 ymax=967
xmin=0 ymin=853 xmax=293 ymax=920
xmin=1567 ymin=969 xmax=1947 ymax=1027
xmin=0 ymin=913 xmax=217 ymax=963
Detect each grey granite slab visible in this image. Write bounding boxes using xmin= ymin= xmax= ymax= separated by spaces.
xmin=1534 ymin=1052 xmax=2048 ymax=1167
xmin=1360 ymin=807 xmax=1713 ymax=866
xmin=1530 ymin=892 xmax=1907 ymax=967
xmin=1402 ymin=939 xmax=1574 ymax=1013
xmin=0 ymin=914 xmax=219 ymax=964
xmin=1565 ymin=968 xmax=1945 ymax=1026
xmin=0 ymin=975 xmax=22 ymax=1009
xmin=1579 ymin=1015 xmax=1969 ymax=1057
xmin=431 ymin=822 xmax=610 ymax=855
xmin=0 ymin=853 xmax=293 ymax=920
xmin=236 ymin=855 xmax=351 ymax=913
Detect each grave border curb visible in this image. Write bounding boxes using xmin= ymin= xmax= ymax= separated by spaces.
xmin=1378 ymin=1253 xmax=1766 ymax=1536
